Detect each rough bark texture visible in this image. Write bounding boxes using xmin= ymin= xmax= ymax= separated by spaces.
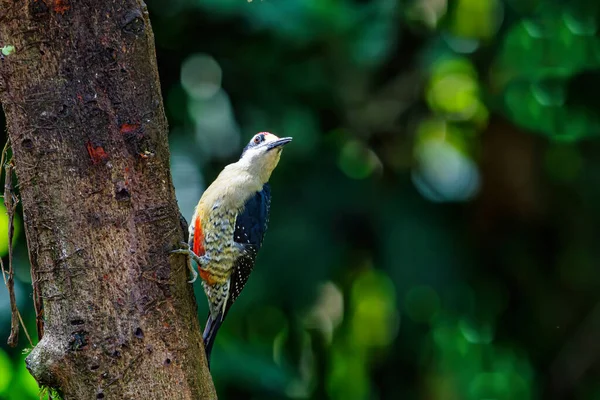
xmin=0 ymin=1 xmax=216 ymax=398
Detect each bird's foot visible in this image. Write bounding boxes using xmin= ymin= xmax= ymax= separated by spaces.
xmin=170 ymin=242 xmax=210 ymax=283
xmin=187 ymin=261 xmax=198 ymax=284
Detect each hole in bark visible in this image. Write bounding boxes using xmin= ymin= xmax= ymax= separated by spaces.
xmin=68 ymin=330 xmax=88 ymax=351
xmin=115 ymin=182 xmax=131 ymax=201
xmin=111 ymin=350 xmax=121 ymax=358
xmin=164 ymin=358 xmax=171 ymax=366
xmin=30 ymin=0 xmax=49 ymax=15
xmin=99 ymin=48 xmax=117 ymax=66
xmin=83 ymin=93 xmax=98 ymax=104
xmin=134 ymin=327 xmax=144 ymax=339
xmin=22 ymin=139 xmax=33 ymax=150
xmin=97 ymin=393 xmax=105 ymax=399
xmin=122 ymin=10 xmax=145 ymax=35
xmin=90 ymin=365 xmax=100 ymax=371
xmin=70 ymin=319 xmax=84 ymax=325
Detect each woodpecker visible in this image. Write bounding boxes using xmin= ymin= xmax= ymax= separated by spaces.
xmin=172 ymin=132 xmax=292 ymax=368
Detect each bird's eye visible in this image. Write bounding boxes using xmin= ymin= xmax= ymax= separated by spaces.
xmin=253 ymin=134 xmax=264 ymax=144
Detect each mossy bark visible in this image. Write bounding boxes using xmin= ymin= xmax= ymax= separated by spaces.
xmin=0 ymin=0 xmax=216 ymax=398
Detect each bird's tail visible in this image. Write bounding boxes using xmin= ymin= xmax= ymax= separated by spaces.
xmin=202 ymin=313 xmax=222 ymax=370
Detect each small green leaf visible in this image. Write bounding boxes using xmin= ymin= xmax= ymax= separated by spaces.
xmin=1 ymin=45 xmax=15 ymax=56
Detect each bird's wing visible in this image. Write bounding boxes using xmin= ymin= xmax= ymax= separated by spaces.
xmin=224 ymin=183 xmax=271 ymax=318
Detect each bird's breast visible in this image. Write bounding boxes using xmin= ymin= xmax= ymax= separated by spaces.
xmin=194 ymin=171 xmax=261 ymax=284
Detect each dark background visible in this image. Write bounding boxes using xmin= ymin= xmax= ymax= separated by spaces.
xmin=2 ymin=0 xmax=600 ymax=398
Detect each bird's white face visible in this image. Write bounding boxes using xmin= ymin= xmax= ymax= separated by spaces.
xmin=239 ymin=132 xmax=292 ymax=182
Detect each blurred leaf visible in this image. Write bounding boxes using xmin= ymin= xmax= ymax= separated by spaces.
xmin=14 ymin=356 xmax=39 ymax=399
xmin=0 ymin=348 xmax=12 ymax=394
xmin=0 ymin=203 xmax=20 ymax=257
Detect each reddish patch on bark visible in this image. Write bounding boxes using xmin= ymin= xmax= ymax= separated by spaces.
xmin=53 ymin=0 xmax=70 ymax=14
xmin=120 ymin=123 xmax=139 ymax=134
xmin=86 ymin=141 xmax=109 ymax=164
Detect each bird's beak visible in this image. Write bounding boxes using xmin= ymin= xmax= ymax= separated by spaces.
xmin=266 ymin=137 xmax=293 ymax=151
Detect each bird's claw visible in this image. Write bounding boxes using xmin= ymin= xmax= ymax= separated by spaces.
xmin=188 ymin=265 xmax=198 ymax=284
xmin=171 ymin=243 xmax=200 ymax=283
xmin=170 ymin=243 xmax=211 ymax=283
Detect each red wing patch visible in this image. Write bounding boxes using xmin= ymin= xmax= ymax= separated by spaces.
xmin=193 ymin=217 xmax=205 ymax=256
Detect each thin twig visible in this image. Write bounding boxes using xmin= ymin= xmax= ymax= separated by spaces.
xmin=17 ymin=308 xmax=32 ymax=346
xmin=0 ymin=139 xmax=9 ymax=173
xmin=0 ymin=140 xmax=33 ymax=347
xmin=5 ymin=161 xmax=19 ymax=346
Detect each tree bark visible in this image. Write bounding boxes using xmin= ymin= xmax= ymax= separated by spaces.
xmin=0 ymin=1 xmax=216 ymax=398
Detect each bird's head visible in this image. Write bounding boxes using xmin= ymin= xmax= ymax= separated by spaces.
xmin=239 ymin=132 xmax=292 ymax=183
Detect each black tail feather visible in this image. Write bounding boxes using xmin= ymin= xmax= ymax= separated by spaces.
xmin=202 ymin=313 xmax=222 ymax=370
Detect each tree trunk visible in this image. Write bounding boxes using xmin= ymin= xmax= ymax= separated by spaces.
xmin=0 ymin=1 xmax=216 ymax=398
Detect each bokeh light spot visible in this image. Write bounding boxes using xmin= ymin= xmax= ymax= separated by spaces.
xmin=189 ymin=90 xmax=241 ymax=159
xmin=459 ymin=318 xmax=494 ymax=344
xmin=338 ymin=140 xmax=381 ymax=180
xmin=450 ymin=0 xmax=503 ymax=40
xmin=304 ymin=282 xmax=344 ymax=344
xmin=406 ymin=0 xmax=448 ymax=30
xmin=531 ymin=80 xmax=565 ymax=107
xmin=426 ymin=58 xmax=487 ymax=122
xmin=181 ymin=53 xmax=222 ymax=100
xmin=350 ymin=270 xmax=399 ymax=348
xmin=427 ymin=74 xmax=479 ymax=120
xmin=413 ymin=136 xmax=480 ymax=203
xmin=563 ymin=10 xmax=597 ymax=36
xmin=443 ymin=34 xmax=480 ymax=54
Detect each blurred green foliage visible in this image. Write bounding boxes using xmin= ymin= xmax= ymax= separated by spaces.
xmin=2 ymin=0 xmax=600 ymax=398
